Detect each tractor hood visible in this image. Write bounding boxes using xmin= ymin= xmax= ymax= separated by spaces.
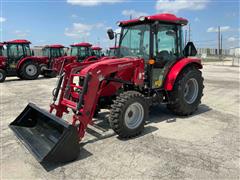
xmin=34 ymin=56 xmax=49 ymax=60
xmin=56 ymin=55 xmax=76 ymax=61
xmin=79 ymin=57 xmax=142 ymax=76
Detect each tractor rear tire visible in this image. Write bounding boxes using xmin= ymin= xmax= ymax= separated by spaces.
xmin=20 ymin=61 xmax=40 ymax=80
xmin=0 ymin=69 xmax=6 ymax=82
xmin=109 ymin=91 xmax=148 ymax=138
xmin=167 ymin=66 xmax=204 ymax=116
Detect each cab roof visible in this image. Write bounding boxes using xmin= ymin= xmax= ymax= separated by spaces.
xmin=119 ymin=13 xmax=188 ymax=26
xmin=4 ymin=39 xmax=31 ymax=44
xmin=44 ymin=44 xmax=65 ymax=49
xmin=70 ymin=42 xmax=92 ymax=47
xmin=92 ymin=46 xmax=102 ymax=50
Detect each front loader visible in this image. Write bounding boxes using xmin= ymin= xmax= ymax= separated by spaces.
xmin=10 ymin=13 xmax=204 ymax=163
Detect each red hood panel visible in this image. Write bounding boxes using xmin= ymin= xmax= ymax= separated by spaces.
xmin=80 ymin=57 xmax=140 ymax=75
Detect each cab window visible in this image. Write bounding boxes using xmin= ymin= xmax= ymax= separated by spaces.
xmin=8 ymin=44 xmax=24 ymax=58
xmin=153 ymin=24 xmax=178 ymax=64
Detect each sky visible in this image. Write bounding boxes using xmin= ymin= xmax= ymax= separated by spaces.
xmin=0 ymin=0 xmax=239 ymax=49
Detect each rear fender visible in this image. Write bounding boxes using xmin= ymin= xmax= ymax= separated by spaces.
xmin=16 ymin=57 xmax=48 ymax=70
xmin=164 ymin=58 xmax=202 ymax=91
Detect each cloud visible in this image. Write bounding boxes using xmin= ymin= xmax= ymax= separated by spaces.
xmin=155 ymin=0 xmax=209 ymax=13
xmin=227 ymin=37 xmax=240 ymax=43
xmin=14 ymin=30 xmax=30 ymax=37
xmin=207 ymin=26 xmax=231 ymax=32
xmin=0 ymin=17 xmax=6 ymax=23
xmin=71 ymin=14 xmax=78 ymax=18
xmin=65 ymin=22 xmax=105 ymax=38
xmin=67 ymin=0 xmax=123 ymax=6
xmin=227 ymin=37 xmax=236 ymax=42
xmin=122 ymin=9 xmax=148 ymax=18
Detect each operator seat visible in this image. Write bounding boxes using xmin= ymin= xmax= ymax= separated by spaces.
xmin=154 ymin=50 xmax=172 ymax=68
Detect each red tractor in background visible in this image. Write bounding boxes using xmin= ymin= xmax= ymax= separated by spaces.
xmin=43 ymin=42 xmax=102 ymax=77
xmin=10 ymin=13 xmax=204 ymax=163
xmin=40 ymin=44 xmax=75 ymax=77
xmin=107 ymin=46 xmax=118 ymax=57
xmin=69 ymin=42 xmax=98 ymax=62
xmin=92 ymin=46 xmax=104 ymax=58
xmin=0 ymin=39 xmax=49 ymax=82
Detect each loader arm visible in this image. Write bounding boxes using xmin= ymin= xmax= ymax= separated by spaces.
xmin=51 ymin=58 xmax=144 ymax=139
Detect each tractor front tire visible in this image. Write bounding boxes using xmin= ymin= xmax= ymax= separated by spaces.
xmin=20 ymin=61 xmax=40 ymax=80
xmin=109 ymin=91 xmax=148 ymax=138
xmin=167 ymin=66 xmax=204 ymax=116
xmin=0 ymin=69 xmax=6 ymax=82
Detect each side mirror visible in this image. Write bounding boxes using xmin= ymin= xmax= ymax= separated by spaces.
xmin=107 ymin=29 xmax=115 ymax=40
xmin=183 ymin=42 xmax=197 ymax=57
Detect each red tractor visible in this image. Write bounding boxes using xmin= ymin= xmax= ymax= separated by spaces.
xmin=107 ymin=46 xmax=118 ymax=57
xmin=44 ymin=42 xmax=98 ymax=76
xmin=0 ymin=39 xmax=50 ymax=82
xmin=91 ymin=46 xmax=104 ymax=58
xmin=10 ymin=13 xmax=204 ymax=163
xmin=40 ymin=44 xmax=75 ymax=77
xmin=69 ymin=42 xmax=98 ymax=62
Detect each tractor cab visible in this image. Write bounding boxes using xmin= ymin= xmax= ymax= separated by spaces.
xmin=70 ymin=42 xmax=94 ymax=62
xmin=108 ymin=13 xmax=197 ymax=88
xmin=4 ymin=40 xmax=32 ymax=70
xmin=40 ymin=44 xmax=66 ymax=77
xmin=108 ymin=46 xmax=118 ymax=57
xmin=91 ymin=46 xmax=103 ymax=58
xmin=42 ymin=44 xmax=65 ymax=59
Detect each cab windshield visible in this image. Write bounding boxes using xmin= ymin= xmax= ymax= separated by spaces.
xmin=109 ymin=49 xmax=117 ymax=56
xmin=51 ymin=48 xmax=63 ymax=58
xmin=119 ymin=24 xmax=150 ymax=60
xmin=93 ymin=50 xmax=101 ymax=57
xmin=23 ymin=44 xmax=31 ymax=56
xmin=42 ymin=48 xmax=50 ymax=57
xmin=71 ymin=47 xmax=78 ymax=56
xmin=70 ymin=46 xmax=90 ymax=61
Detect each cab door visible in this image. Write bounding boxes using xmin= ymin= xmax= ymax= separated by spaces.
xmin=151 ymin=24 xmax=180 ymax=89
xmin=7 ymin=44 xmax=25 ymax=70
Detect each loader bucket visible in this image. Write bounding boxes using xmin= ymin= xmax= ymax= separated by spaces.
xmin=9 ymin=103 xmax=80 ymax=163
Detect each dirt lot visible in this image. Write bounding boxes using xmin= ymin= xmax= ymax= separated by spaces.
xmin=0 ymin=64 xmax=239 ymax=180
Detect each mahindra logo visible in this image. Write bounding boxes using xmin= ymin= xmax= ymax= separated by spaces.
xmin=118 ymin=63 xmax=133 ymax=69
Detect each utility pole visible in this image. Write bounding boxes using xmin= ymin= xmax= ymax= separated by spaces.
xmin=220 ymin=34 xmax=223 ymax=54
xmin=218 ymin=26 xmax=221 ymax=60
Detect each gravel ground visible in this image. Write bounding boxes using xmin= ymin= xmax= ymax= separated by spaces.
xmin=0 ymin=64 xmax=239 ymax=180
